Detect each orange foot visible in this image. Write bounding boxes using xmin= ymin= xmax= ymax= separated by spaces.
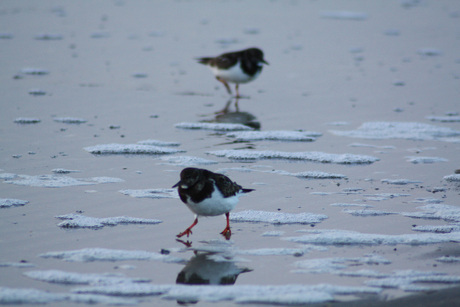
xmin=220 ymin=227 xmax=232 ymax=240
xmin=177 ymin=218 xmax=198 ymax=238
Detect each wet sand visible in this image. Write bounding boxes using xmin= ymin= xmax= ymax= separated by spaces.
xmin=1 ymin=0 xmax=460 ymax=306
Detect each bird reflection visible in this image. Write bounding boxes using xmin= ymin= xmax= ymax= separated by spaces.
xmin=208 ymin=98 xmax=261 ymax=130
xmin=176 ymin=251 xmax=252 ymax=305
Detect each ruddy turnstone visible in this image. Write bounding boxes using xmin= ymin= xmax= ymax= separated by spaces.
xmin=173 ymin=167 xmax=254 ymax=239
xmin=197 ymin=47 xmax=268 ymax=98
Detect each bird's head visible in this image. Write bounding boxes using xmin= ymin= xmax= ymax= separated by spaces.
xmin=246 ymin=48 xmax=269 ymax=65
xmin=172 ymin=168 xmax=204 ymax=190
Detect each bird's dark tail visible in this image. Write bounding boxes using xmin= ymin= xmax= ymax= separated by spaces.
xmin=197 ymin=57 xmax=212 ymax=65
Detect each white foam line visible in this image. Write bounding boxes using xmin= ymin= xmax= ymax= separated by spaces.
xmin=226 ymin=130 xmax=321 ymax=142
xmin=175 ymin=122 xmax=253 ymax=131
xmin=231 ymin=210 xmax=328 ymax=224
xmin=208 ymin=150 xmax=379 ymax=164
xmin=284 ymin=229 xmax=460 ymax=246
xmin=55 ymin=214 xmax=162 ymax=229
xmin=330 ymin=122 xmax=460 ymax=141
xmin=84 ymin=143 xmax=184 ymax=155
xmin=0 ymin=198 xmax=29 ymax=208
xmin=39 ymin=248 xmax=184 ymax=263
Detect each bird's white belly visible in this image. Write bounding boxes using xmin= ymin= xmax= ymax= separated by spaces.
xmin=210 ymin=62 xmax=260 ymax=84
xmin=185 ymin=189 xmax=239 ymax=217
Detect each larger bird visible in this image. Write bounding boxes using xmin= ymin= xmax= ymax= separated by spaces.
xmin=173 ymin=167 xmax=254 ymax=239
xmin=197 ymin=47 xmax=268 ymax=98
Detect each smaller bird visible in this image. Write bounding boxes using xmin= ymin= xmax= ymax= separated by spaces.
xmin=197 ymin=47 xmax=268 ymax=98
xmin=173 ymin=167 xmax=254 ymax=239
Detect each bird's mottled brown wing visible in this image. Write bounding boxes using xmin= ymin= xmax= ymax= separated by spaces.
xmin=197 ymin=51 xmax=241 ymax=69
xmin=212 ymin=173 xmax=243 ymax=197
xmin=211 ymin=53 xmax=239 ymax=69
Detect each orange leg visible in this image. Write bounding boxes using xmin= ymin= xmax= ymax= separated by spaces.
xmin=220 ymin=212 xmax=232 ymax=240
xmin=177 ymin=217 xmax=198 ymax=238
xmin=216 ymin=77 xmax=232 ymax=95
xmin=235 ymin=84 xmax=241 ymax=98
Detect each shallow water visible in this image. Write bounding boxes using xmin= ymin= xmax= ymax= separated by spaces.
xmin=1 ymin=0 xmax=460 ymax=306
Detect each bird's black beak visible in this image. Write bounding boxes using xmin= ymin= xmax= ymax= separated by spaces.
xmin=262 ymin=59 xmax=269 ymax=65
xmin=172 ymin=181 xmax=181 ymax=188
